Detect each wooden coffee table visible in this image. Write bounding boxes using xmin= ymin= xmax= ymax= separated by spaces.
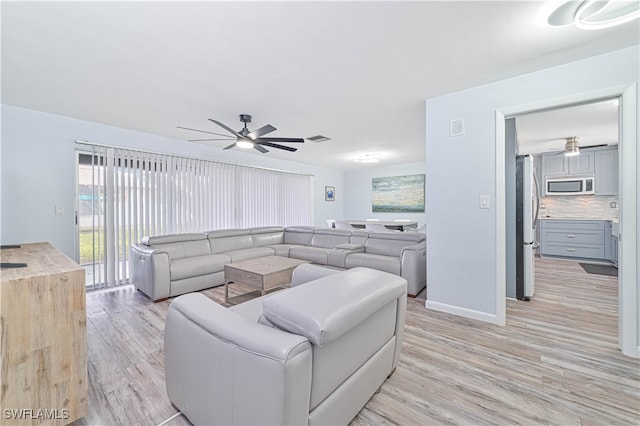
xmin=224 ymin=256 xmax=311 ymax=304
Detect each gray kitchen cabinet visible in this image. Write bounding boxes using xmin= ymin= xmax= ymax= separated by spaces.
xmin=610 ymin=235 xmax=618 ymax=266
xmin=543 ymin=154 xmax=567 ymax=177
xmin=594 ymin=147 xmax=618 ymax=195
xmin=539 ymin=219 xmax=606 ymax=260
xmin=542 ymin=151 xmax=594 ymax=177
xmin=606 ymin=220 xmax=619 ymax=266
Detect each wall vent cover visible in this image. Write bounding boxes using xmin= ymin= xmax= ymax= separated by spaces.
xmin=307 ymin=135 xmax=331 ymax=143
xmin=449 ymin=119 xmax=465 ymax=136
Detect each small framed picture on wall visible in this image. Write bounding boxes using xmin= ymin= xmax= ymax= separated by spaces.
xmin=325 ymin=186 xmax=335 ymax=201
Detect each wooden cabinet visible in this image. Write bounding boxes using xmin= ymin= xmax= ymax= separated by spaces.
xmin=539 ymin=219 xmax=606 ymax=260
xmin=0 ymin=243 xmax=87 ymax=425
xmin=594 ymin=148 xmax=618 ymax=195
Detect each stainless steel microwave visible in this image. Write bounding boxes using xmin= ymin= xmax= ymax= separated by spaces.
xmin=545 ymin=176 xmax=595 ymax=195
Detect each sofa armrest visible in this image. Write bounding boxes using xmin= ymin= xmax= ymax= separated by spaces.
xmin=400 ymin=241 xmax=426 ymax=296
xmin=327 ymin=244 xmax=365 ymax=268
xmin=400 ymin=241 xmax=426 ymax=254
xmin=130 ymin=244 xmax=171 ymax=301
xmin=263 ymin=268 xmax=407 ymax=346
xmin=165 ymin=293 xmax=312 ymax=425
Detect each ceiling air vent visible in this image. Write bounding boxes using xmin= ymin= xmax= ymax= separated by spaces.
xmin=307 ymin=135 xmax=331 ymax=143
xmin=449 ymin=119 xmax=465 ymax=137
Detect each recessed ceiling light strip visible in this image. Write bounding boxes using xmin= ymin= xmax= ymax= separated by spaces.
xmin=546 ymin=0 xmax=640 ymax=30
xmin=574 ymin=0 xmax=640 ymax=30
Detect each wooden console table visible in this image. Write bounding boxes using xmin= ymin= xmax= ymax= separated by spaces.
xmin=0 ymin=243 xmax=87 ymax=425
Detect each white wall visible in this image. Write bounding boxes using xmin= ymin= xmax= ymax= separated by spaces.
xmin=0 ymin=105 xmax=345 ymax=258
xmin=425 ymin=46 xmax=638 ymax=354
xmin=343 ymin=162 xmax=426 ymax=225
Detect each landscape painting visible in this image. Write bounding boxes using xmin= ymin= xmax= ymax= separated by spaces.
xmin=372 ymin=174 xmax=425 ymax=212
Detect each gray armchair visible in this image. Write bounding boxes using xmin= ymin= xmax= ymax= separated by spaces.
xmin=164 ymin=267 xmax=407 ymax=425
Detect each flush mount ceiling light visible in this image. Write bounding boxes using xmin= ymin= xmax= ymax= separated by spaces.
xmin=353 ymin=153 xmax=387 ymax=163
xmin=547 ymin=0 xmax=639 ymax=30
xmin=564 ymin=136 xmax=580 ymax=157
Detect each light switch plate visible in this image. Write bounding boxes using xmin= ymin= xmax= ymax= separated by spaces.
xmin=480 ymin=195 xmax=490 ymax=209
xmin=55 ymin=206 xmax=64 ymax=215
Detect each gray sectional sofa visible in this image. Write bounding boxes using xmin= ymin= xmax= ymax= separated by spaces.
xmin=130 ymin=226 xmax=426 ymax=300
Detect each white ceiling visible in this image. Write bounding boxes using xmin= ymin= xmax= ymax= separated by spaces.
xmin=516 ymin=98 xmax=620 ymax=155
xmin=2 ymin=1 xmax=638 ymax=170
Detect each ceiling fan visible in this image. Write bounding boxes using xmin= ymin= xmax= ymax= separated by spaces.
xmin=564 ymin=136 xmax=581 ymax=156
xmin=178 ymin=114 xmax=304 ymax=153
xmin=551 ymin=136 xmax=608 ymax=157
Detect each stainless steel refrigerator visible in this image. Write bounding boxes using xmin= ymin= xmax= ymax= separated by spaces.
xmin=516 ymin=154 xmax=540 ymax=300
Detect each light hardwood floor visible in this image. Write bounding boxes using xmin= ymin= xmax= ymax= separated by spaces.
xmin=76 ymin=257 xmax=639 ymax=425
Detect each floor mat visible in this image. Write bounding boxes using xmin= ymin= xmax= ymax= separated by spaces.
xmin=579 ymin=263 xmax=618 ymax=276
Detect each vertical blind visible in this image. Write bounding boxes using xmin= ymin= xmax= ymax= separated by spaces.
xmin=77 ymin=144 xmax=314 ymax=288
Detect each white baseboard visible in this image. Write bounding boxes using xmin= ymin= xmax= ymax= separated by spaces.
xmin=425 ymin=300 xmax=498 ymax=325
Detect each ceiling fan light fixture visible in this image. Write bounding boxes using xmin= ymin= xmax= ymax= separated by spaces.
xmin=236 ymin=140 xmax=254 ymax=149
xmin=564 ymin=136 xmax=580 ymax=157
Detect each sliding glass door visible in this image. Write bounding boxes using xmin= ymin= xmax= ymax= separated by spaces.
xmin=76 ymin=145 xmax=314 ymax=289
xmin=76 ymin=152 xmax=109 ymax=289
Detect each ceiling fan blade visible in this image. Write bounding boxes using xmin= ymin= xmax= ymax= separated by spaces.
xmin=258 ymin=142 xmax=298 ymax=152
xmin=188 ymin=138 xmax=235 ymax=142
xmin=247 ymin=124 xmax=277 ymax=140
xmin=255 ymin=137 xmax=305 ymax=143
xmin=223 ymin=143 xmax=237 ymax=150
xmin=177 ymin=126 xmax=231 ymax=138
xmin=208 ymin=119 xmax=243 ymax=138
xmin=254 ymin=144 xmax=269 ymax=153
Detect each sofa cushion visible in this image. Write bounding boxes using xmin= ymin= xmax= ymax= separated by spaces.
xmin=344 ymin=253 xmax=401 ymax=275
xmin=289 ymin=246 xmax=329 ymax=265
xmin=262 ymin=267 xmax=406 ymax=347
xmin=349 ymin=230 xmax=370 ymax=245
xmin=310 ymin=228 xmax=351 ymax=249
xmin=143 ymin=233 xmax=207 ymax=246
xmin=207 ymin=229 xmax=254 ymax=254
xmin=365 ymin=232 xmax=425 ymax=257
xmin=224 ymin=247 xmax=275 ymax=263
xmin=170 ymin=254 xmax=231 ymax=281
xmin=268 ymin=244 xmax=302 ymax=257
xmin=145 ymin=234 xmax=211 ymax=260
xmin=251 ymin=227 xmax=285 ymax=247
xmin=283 ymin=226 xmax=315 ymax=245
xmin=291 ymin=264 xmax=342 ymax=287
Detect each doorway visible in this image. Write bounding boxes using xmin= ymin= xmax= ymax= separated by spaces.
xmin=496 ymin=84 xmax=638 ymax=357
xmin=506 ymin=99 xmax=620 ymax=298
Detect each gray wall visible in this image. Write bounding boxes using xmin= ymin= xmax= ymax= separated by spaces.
xmin=425 ymin=46 xmax=638 ymax=321
xmin=343 ymin=162 xmax=426 ymax=226
xmin=0 ymin=105 xmax=345 ymax=258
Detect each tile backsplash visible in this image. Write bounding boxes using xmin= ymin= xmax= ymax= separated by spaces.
xmin=539 ymin=195 xmax=619 ymax=221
